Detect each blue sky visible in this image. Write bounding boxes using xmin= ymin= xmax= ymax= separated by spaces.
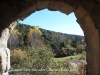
xmin=19 ymin=9 xmax=84 ymax=36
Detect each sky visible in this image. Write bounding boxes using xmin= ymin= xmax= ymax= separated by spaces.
xmin=19 ymin=9 xmax=84 ymax=36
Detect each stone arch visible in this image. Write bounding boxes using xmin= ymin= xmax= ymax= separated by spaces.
xmin=0 ymin=0 xmax=100 ymax=75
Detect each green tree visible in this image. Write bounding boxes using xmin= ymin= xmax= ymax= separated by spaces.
xmin=8 ymin=29 xmax=23 ymax=50
xmin=27 ymin=27 xmax=43 ymax=48
xmin=76 ymin=44 xmax=85 ymax=54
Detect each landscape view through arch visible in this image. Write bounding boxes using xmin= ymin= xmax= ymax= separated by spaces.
xmin=8 ymin=9 xmax=86 ymax=75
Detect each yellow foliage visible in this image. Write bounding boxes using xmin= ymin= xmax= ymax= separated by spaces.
xmin=27 ymin=26 xmax=42 ymax=37
xmin=10 ymin=48 xmax=27 ymax=59
xmin=20 ymin=40 xmax=24 ymax=45
xmin=10 ymin=48 xmax=28 ymax=67
xmin=67 ymin=39 xmax=71 ymax=45
xmin=12 ymin=29 xmax=22 ymax=35
xmin=82 ymin=39 xmax=84 ymax=42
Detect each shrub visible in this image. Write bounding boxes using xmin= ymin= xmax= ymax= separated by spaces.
xmin=10 ymin=48 xmax=28 ymax=68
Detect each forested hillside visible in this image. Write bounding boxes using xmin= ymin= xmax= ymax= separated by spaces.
xmin=8 ymin=23 xmax=86 ymax=57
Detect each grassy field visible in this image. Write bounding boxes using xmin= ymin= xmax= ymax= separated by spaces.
xmin=10 ymin=54 xmax=86 ymax=75
xmin=52 ymin=54 xmax=85 ymax=62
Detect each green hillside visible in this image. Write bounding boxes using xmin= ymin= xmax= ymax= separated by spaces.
xmin=8 ymin=23 xmax=86 ymax=58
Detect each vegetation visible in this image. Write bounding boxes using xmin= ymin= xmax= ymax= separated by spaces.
xmin=10 ymin=47 xmax=86 ymax=75
xmin=8 ymin=23 xmax=86 ymax=75
xmin=8 ymin=23 xmax=85 ymax=58
xmin=53 ymin=53 xmax=86 ymax=62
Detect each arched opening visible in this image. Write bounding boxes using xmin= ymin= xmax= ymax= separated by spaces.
xmin=0 ymin=1 xmax=100 ymax=75
xmin=8 ymin=9 xmax=86 ymax=75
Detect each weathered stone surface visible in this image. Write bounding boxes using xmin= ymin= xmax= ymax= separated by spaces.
xmin=48 ymin=1 xmax=65 ymax=10
xmin=90 ymin=5 xmax=100 ymax=28
xmin=37 ymin=1 xmax=50 ymax=10
xmin=0 ymin=48 xmax=10 ymax=75
xmin=59 ymin=3 xmax=74 ymax=15
xmin=81 ymin=0 xmax=96 ymax=12
xmin=0 ymin=0 xmax=100 ymax=75
xmin=76 ymin=14 xmax=100 ymax=75
xmin=65 ymin=0 xmax=81 ymax=9
xmin=86 ymin=48 xmax=100 ymax=75
xmin=0 ymin=21 xmax=18 ymax=75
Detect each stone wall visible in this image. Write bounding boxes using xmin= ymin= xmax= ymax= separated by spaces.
xmin=0 ymin=21 xmax=18 ymax=75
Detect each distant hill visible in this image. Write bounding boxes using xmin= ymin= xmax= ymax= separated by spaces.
xmin=64 ymin=33 xmax=84 ymax=41
xmin=8 ymin=23 xmax=85 ymax=57
xmin=40 ymin=28 xmax=84 ymax=41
